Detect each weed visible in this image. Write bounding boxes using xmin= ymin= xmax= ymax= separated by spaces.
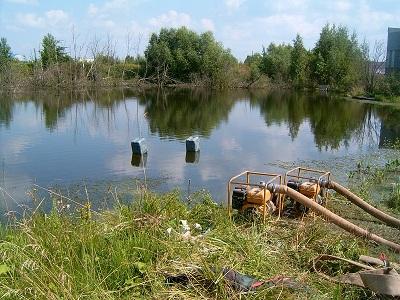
xmin=386 ymin=182 xmax=400 ymax=212
xmin=0 ymin=190 xmax=377 ymax=299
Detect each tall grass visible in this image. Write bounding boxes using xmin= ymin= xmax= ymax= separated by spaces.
xmin=387 ymin=182 xmax=400 ymax=212
xmin=0 ymin=189 xmax=380 ymax=299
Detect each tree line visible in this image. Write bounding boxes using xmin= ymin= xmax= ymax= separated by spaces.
xmin=0 ymin=24 xmax=399 ymax=98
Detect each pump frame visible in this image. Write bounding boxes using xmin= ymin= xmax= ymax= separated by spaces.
xmin=227 ymin=171 xmax=283 ymax=221
xmin=284 ymin=167 xmax=331 ymax=204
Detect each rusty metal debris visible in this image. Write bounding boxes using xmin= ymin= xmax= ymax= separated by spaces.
xmin=312 ymin=254 xmax=400 ymax=297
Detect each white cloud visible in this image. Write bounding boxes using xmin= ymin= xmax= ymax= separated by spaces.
xmin=225 ymin=0 xmax=246 ymax=11
xmin=88 ymin=4 xmax=99 ymax=17
xmin=334 ymin=0 xmax=352 ymax=12
xmin=101 ymin=0 xmax=128 ymax=11
xmin=0 ymin=135 xmax=33 ymax=161
xmin=358 ymin=1 xmax=398 ymax=31
xmin=220 ymin=12 xmax=324 ymax=59
xmin=16 ymin=10 xmax=70 ymax=29
xmin=5 ymin=0 xmax=37 ymax=4
xmin=220 ymin=137 xmax=242 ymax=151
xmin=258 ymin=14 xmax=321 ymax=38
xmin=45 ymin=10 xmax=69 ymax=25
xmin=86 ymin=0 xmax=150 ymax=36
xmin=16 ymin=13 xmax=45 ymax=28
xmin=222 ymin=25 xmax=250 ymax=41
xmin=223 ymin=13 xmax=321 ymax=45
xmin=103 ymin=19 xmax=116 ymax=29
xmin=271 ymin=0 xmax=308 ymax=13
xmin=87 ymin=0 xmax=144 ymax=17
xmin=149 ymin=10 xmax=191 ymax=28
xmin=201 ymin=18 xmax=215 ymax=32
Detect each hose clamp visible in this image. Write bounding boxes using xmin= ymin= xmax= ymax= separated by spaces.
xmin=267 ymin=183 xmax=276 ymax=193
xmin=318 ymin=179 xmax=330 ymax=188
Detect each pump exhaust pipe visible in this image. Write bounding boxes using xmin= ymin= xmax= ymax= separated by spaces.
xmin=267 ymin=184 xmax=400 ymax=253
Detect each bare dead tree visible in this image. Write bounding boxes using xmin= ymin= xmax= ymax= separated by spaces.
xmin=70 ymin=26 xmax=78 ymax=85
xmin=133 ymin=33 xmax=144 ymax=81
xmin=134 ymin=33 xmax=151 ymax=82
xmin=70 ymin=26 xmax=86 ymax=85
xmin=362 ymin=40 xmax=386 ymax=94
xmin=104 ymin=34 xmax=117 ymax=79
xmin=32 ymin=47 xmax=41 ymax=85
xmin=122 ymin=32 xmax=132 ymax=82
xmin=87 ymin=36 xmax=101 ymax=82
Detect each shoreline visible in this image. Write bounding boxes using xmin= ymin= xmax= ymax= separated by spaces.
xmin=3 ymin=83 xmax=400 ymax=105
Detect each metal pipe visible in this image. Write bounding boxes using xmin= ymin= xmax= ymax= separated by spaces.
xmin=326 ymin=181 xmax=400 ymax=229
xmin=268 ymin=184 xmax=400 ymax=253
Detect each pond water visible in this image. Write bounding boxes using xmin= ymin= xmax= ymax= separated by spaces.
xmin=1 ymin=88 xmax=400 ymax=215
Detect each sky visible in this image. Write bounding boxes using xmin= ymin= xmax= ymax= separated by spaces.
xmin=1 ymin=0 xmax=400 ymax=60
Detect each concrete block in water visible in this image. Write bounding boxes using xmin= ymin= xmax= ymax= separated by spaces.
xmin=186 ymin=136 xmax=200 ymax=152
xmin=131 ymin=138 xmax=148 ymax=155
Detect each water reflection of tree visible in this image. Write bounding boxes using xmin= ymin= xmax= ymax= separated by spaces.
xmin=2 ymin=88 xmax=397 ymax=150
xmin=2 ymin=89 xmax=133 ymax=131
xmin=0 ymin=94 xmax=13 ymax=128
xmin=352 ymin=107 xmax=381 ymax=148
xmin=1 ymin=88 xmax=240 ymax=139
xmin=249 ymin=90 xmax=306 ymax=140
xmin=34 ymin=91 xmax=87 ymax=131
xmin=137 ymin=88 xmax=242 ymax=139
xmin=251 ymin=91 xmax=375 ymax=150
xmin=308 ymin=98 xmax=370 ymax=150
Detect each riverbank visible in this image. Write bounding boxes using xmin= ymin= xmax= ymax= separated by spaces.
xmin=1 ymin=180 xmax=400 ymax=299
xmin=0 ymin=76 xmax=275 ymax=96
xmin=4 ymin=82 xmax=400 ymax=106
xmin=344 ymin=95 xmax=400 ymax=107
xmin=375 ymin=94 xmax=400 ymax=104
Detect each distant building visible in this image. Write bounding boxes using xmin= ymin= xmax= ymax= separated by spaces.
xmin=79 ymin=57 xmax=94 ymax=63
xmin=386 ymin=27 xmax=400 ymax=73
xmin=13 ymin=54 xmax=26 ymax=61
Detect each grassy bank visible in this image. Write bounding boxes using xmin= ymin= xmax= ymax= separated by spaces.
xmin=1 ymin=184 xmax=400 ymax=299
xmin=375 ymin=94 xmax=400 ymax=103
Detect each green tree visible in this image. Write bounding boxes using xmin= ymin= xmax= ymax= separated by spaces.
xmin=377 ymin=72 xmax=400 ymax=97
xmin=244 ymin=53 xmax=263 ymax=86
xmin=311 ymin=24 xmax=363 ymax=89
xmin=144 ymin=27 xmax=236 ymax=86
xmin=0 ymin=37 xmax=12 ymax=84
xmin=40 ymin=33 xmax=68 ymax=69
xmin=260 ymin=43 xmax=292 ymax=82
xmin=0 ymin=38 xmax=12 ymax=64
xmin=290 ymin=34 xmax=308 ymax=86
xmin=199 ymin=31 xmax=237 ymax=87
